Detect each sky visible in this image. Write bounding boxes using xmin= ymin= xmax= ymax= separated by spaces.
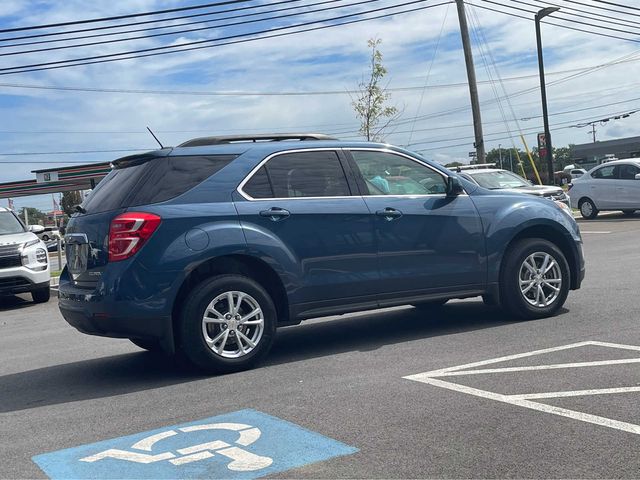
xmin=1 ymin=0 xmax=639 ymax=213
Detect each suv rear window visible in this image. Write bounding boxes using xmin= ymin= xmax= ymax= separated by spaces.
xmin=82 ymin=155 xmax=236 ymax=214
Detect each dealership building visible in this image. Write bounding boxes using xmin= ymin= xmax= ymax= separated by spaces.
xmin=571 ymin=135 xmax=640 ymax=169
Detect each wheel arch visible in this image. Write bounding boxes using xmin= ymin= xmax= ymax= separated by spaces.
xmin=501 ymin=224 xmax=579 ymax=291
xmin=171 ymin=254 xmax=290 ymax=348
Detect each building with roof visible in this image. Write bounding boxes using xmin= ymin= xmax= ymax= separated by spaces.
xmin=571 ymin=135 xmax=640 ymax=170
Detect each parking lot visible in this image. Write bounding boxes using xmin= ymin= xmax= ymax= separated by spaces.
xmin=2 ymin=214 xmax=639 ymax=479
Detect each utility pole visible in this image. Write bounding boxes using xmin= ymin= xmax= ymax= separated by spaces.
xmin=535 ymin=6 xmax=559 ymax=185
xmin=499 ymin=144 xmax=503 ymax=169
xmin=456 ymin=0 xmax=485 ymax=163
xmin=590 ymin=124 xmax=596 ymax=143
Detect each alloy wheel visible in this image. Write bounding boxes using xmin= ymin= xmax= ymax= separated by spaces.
xmin=201 ymin=291 xmax=264 ymax=359
xmin=518 ymin=252 xmax=563 ymax=308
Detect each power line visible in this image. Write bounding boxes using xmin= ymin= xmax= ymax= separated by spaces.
xmin=0 ymin=0 xmax=450 ymax=75
xmin=0 ymin=1 xmax=250 ymax=34
xmin=592 ymin=0 xmax=640 ymax=14
xmin=515 ymin=0 xmax=640 ymax=31
xmin=473 ymin=1 xmax=640 ymax=44
xmin=0 ymin=0 xmax=375 ymax=58
xmin=0 ymin=0 xmax=306 ymax=44
xmin=502 ymin=0 xmax=640 ymax=35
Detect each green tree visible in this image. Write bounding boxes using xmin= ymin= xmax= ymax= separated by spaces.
xmin=18 ymin=207 xmax=46 ymax=225
xmin=351 ymin=38 xmax=400 ymax=142
xmin=444 ymin=161 xmax=464 ymax=169
xmin=61 ymin=190 xmax=83 ymax=216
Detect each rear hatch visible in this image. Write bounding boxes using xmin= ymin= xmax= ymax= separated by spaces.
xmin=64 ymin=150 xmax=237 ymax=288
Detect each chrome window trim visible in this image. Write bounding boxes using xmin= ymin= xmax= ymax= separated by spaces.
xmin=237 ymin=148 xmax=351 ymax=201
xmin=236 ymin=146 xmax=465 ymax=201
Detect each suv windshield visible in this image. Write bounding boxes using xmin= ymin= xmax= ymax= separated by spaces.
xmin=0 ymin=211 xmax=26 ymax=235
xmin=470 ymin=171 xmax=530 ymax=189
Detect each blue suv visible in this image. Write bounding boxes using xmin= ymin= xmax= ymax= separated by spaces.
xmin=59 ymin=134 xmax=585 ymax=373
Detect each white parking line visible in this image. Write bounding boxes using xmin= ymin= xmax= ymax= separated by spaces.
xmin=581 ymin=231 xmax=612 ymax=234
xmin=404 ymin=340 xmax=640 ymax=436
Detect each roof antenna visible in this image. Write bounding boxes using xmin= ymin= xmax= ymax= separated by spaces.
xmin=146 ymin=126 xmax=164 ymax=149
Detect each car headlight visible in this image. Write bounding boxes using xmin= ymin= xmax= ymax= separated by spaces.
xmin=554 ymin=200 xmax=574 ymax=219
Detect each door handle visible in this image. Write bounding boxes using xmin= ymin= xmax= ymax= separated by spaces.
xmin=259 ymin=207 xmax=290 ymax=221
xmin=376 ymin=207 xmax=403 ymax=221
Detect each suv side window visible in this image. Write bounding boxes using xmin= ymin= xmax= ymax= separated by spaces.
xmin=591 ymin=165 xmax=618 ymax=179
xmin=350 ymin=150 xmax=447 ymax=195
xmin=242 ymin=151 xmax=351 ymax=199
xmin=618 ymin=164 xmax=640 ymax=180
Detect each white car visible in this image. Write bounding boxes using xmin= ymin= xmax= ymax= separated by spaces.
xmin=569 ymin=159 xmax=640 ymax=219
xmin=37 ymin=227 xmax=61 ymax=242
xmin=0 ymin=207 xmax=51 ymax=303
xmin=455 ymin=167 xmax=570 ymax=206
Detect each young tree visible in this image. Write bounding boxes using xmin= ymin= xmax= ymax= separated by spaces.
xmin=351 ymin=38 xmax=400 ymax=142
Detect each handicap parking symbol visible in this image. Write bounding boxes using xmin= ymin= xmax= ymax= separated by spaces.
xmin=33 ymin=409 xmax=357 ymax=479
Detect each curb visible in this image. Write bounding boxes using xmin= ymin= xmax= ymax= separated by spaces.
xmin=50 ymin=276 xmax=60 ymax=288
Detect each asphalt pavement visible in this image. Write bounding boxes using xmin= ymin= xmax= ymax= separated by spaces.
xmin=2 ymin=213 xmax=640 ymax=479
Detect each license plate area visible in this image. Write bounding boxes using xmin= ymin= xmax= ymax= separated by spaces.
xmin=65 ymin=234 xmax=89 ymax=276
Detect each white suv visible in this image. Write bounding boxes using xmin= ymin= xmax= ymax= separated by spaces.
xmin=0 ymin=207 xmax=51 ymax=303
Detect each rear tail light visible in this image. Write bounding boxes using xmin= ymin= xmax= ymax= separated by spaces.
xmin=108 ymin=212 xmax=161 ymax=262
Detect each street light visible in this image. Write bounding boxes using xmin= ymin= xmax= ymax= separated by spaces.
xmin=535 ymin=6 xmax=559 ymax=185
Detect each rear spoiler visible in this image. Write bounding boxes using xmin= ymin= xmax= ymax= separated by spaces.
xmin=111 ymin=148 xmax=173 ymax=168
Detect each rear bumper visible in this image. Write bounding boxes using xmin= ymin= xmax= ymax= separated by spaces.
xmin=58 ymin=271 xmax=175 ymax=354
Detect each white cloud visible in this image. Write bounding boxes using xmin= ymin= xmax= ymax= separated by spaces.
xmin=2 ymin=0 xmax=640 ymax=212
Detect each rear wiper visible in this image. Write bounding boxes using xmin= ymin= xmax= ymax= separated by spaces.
xmin=74 ymin=204 xmax=86 ymax=214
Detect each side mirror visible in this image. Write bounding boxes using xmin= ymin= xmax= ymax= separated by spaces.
xmin=59 ymin=226 xmax=66 ymax=236
xmin=446 ymin=176 xmax=464 ymax=197
xmin=635 ymin=173 xmax=640 ymax=180
xmin=28 ymin=225 xmax=45 ymax=234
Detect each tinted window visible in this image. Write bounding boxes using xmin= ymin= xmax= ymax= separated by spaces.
xmin=350 ymin=150 xmax=447 ymax=195
xmin=82 ymin=155 xmax=236 ymax=213
xmin=243 ymin=167 xmax=273 ymax=199
xmin=258 ymin=151 xmax=350 ymax=198
xmin=0 ymin=211 xmax=25 ymax=235
xmin=592 ymin=165 xmax=617 ymax=179
xmin=619 ymin=164 xmax=640 ymax=179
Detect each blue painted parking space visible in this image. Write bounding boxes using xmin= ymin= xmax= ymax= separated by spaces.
xmin=33 ymin=409 xmax=357 ymax=479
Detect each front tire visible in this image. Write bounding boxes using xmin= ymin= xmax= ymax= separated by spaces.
xmin=177 ymin=275 xmax=276 ymax=374
xmin=500 ymin=238 xmax=570 ymax=320
xmin=579 ymin=198 xmax=598 ymax=219
xmin=32 ymin=287 xmax=50 ymax=303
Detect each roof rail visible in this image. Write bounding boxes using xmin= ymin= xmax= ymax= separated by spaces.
xmin=456 ymin=163 xmax=497 ymax=172
xmin=177 ymin=133 xmax=337 ymax=148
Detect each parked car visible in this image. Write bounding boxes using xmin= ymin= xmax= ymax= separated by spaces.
xmin=455 ymin=166 xmax=570 ymax=206
xmin=569 ymin=159 xmax=640 ymax=219
xmin=568 ymin=168 xmax=587 ymax=180
xmin=37 ymin=227 xmax=61 ymax=242
xmin=58 ymin=135 xmax=585 ymax=373
xmin=0 ymin=207 xmax=50 ymax=303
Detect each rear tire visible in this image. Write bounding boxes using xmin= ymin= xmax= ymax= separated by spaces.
xmin=177 ymin=275 xmax=276 ymax=374
xmin=31 ymin=287 xmax=50 ymax=303
xmin=130 ymin=338 xmax=163 ymax=352
xmin=579 ymin=198 xmax=598 ymax=219
xmin=499 ymin=238 xmax=570 ymax=320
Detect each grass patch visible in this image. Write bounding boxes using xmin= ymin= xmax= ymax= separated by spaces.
xmin=50 ymin=270 xmax=62 ymax=278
